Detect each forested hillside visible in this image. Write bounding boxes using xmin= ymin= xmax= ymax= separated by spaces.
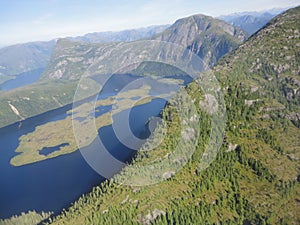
xmin=43 ymin=6 xmax=300 ymax=225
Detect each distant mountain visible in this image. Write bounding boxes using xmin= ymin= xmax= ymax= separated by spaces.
xmin=219 ymin=8 xmax=288 ymax=35
xmin=0 ymin=40 xmax=56 ymax=77
xmin=153 ymin=14 xmax=247 ymax=67
xmin=42 ymin=14 xmax=247 ymax=81
xmin=0 ymin=25 xmax=169 ymax=81
xmin=40 ymin=39 xmax=117 ymax=80
xmin=68 ymin=25 xmax=169 ymax=43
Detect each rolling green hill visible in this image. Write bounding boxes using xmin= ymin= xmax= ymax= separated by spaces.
xmin=36 ymin=6 xmax=299 ymax=225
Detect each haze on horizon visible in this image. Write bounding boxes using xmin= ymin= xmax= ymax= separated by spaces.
xmin=0 ymin=0 xmax=299 ymax=47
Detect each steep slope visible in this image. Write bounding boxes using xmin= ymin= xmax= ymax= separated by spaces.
xmin=40 ymin=39 xmax=118 ymax=80
xmin=42 ymin=6 xmax=300 ymax=225
xmin=0 ymin=79 xmax=100 ymax=129
xmin=153 ymin=14 xmax=247 ymax=67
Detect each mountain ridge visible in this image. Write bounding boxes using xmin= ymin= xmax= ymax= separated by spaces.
xmin=153 ymin=13 xmax=247 ymax=67
xmin=0 ymin=25 xmax=169 ymax=81
xmin=41 ymin=14 xmax=247 ymax=81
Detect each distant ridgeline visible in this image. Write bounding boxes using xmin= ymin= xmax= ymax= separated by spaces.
xmin=0 ymin=25 xmax=169 ymax=83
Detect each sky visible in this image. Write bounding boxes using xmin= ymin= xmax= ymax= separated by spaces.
xmin=0 ymin=0 xmax=299 ymax=47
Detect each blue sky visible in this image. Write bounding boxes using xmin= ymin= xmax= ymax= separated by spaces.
xmin=0 ymin=0 xmax=299 ymax=46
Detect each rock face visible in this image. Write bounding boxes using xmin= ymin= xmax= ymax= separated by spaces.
xmin=138 ymin=209 xmax=165 ymax=225
xmin=153 ymin=14 xmax=248 ymax=67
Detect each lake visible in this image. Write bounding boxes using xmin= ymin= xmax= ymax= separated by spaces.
xmin=0 ymin=74 xmax=169 ymax=219
xmin=0 ymin=68 xmax=44 ymax=91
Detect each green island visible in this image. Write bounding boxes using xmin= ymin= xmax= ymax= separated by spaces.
xmin=10 ymin=82 xmax=176 ymax=167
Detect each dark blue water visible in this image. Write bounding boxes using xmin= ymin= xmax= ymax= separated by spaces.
xmin=0 ymin=68 xmax=44 ymax=91
xmin=0 ymin=95 xmax=166 ymax=219
xmin=0 ymin=72 xmax=184 ymax=219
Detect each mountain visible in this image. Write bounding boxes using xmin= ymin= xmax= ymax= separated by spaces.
xmin=219 ymin=8 xmax=288 ymax=35
xmin=68 ymin=25 xmax=169 ymax=43
xmin=30 ymin=6 xmax=298 ymax=225
xmin=153 ymin=14 xmax=247 ymax=67
xmin=0 ymin=40 xmax=56 ymax=79
xmin=41 ymin=14 xmax=247 ymax=81
xmin=40 ymin=39 xmax=117 ymax=80
xmin=0 ymin=25 xmax=169 ymax=82
xmin=0 ymin=14 xmax=246 ymax=84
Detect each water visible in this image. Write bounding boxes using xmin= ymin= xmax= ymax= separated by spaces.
xmin=0 ymin=68 xmax=44 ymax=91
xmin=0 ymin=93 xmax=166 ymax=219
xmin=0 ymin=72 xmax=187 ymax=219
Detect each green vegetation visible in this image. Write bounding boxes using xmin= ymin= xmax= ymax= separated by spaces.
xmin=37 ymin=7 xmax=298 ymax=225
xmin=2 ymin=6 xmax=299 ymax=225
xmin=0 ymin=11 xmax=247 ymax=129
xmin=0 ymin=211 xmax=51 ymax=225
xmin=0 ymin=78 xmax=100 ymax=129
xmin=10 ymin=84 xmax=175 ymax=166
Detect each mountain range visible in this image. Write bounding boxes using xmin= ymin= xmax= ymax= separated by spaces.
xmin=41 ymin=13 xmax=247 ymax=81
xmin=0 ymin=8 xmax=287 ymax=83
xmin=0 ymin=25 xmax=168 ymax=83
